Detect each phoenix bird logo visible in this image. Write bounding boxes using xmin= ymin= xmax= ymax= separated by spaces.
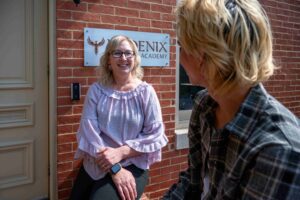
xmin=87 ymin=36 xmax=105 ymax=54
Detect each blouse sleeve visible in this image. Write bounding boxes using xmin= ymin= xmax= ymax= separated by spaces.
xmin=75 ymin=83 xmax=105 ymax=158
xmin=125 ymin=85 xmax=168 ymax=157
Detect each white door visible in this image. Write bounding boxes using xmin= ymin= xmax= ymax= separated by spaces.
xmin=0 ymin=0 xmax=49 ymax=199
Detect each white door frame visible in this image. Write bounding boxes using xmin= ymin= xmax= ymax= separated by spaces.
xmin=49 ymin=0 xmax=58 ymax=199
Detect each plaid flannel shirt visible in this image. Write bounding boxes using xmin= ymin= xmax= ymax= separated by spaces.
xmin=162 ymin=84 xmax=300 ymax=200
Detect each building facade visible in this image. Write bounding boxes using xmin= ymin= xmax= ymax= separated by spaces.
xmin=0 ymin=0 xmax=299 ymax=200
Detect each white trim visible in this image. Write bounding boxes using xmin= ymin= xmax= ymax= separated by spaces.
xmin=175 ymin=129 xmax=189 ymax=149
xmin=0 ymin=140 xmax=34 ymax=189
xmin=175 ymin=38 xmax=190 ymax=129
xmin=49 ymin=0 xmax=57 ymax=199
xmin=175 ymin=36 xmax=181 ymax=128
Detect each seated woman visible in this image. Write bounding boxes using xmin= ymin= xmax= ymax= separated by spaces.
xmin=70 ymin=35 xmax=168 ymax=200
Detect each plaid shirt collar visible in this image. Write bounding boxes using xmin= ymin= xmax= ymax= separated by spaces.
xmin=224 ymin=84 xmax=268 ymax=140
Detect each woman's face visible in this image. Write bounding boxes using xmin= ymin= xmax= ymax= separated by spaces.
xmin=180 ymin=47 xmax=208 ymax=88
xmin=109 ymin=40 xmax=135 ymax=79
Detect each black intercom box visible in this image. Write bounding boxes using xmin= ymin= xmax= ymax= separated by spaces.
xmin=71 ymin=83 xmax=80 ymax=100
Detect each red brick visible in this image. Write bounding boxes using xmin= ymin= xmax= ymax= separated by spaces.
xmin=149 ymin=168 xmax=161 ymax=177
xmin=147 ymin=0 xmax=163 ymax=3
xmin=57 ymin=106 xmax=73 ymax=115
xmin=151 ymin=20 xmax=173 ymax=29
xmin=58 ymin=189 xmax=71 ymax=200
xmin=57 ymin=179 xmax=72 ymax=189
xmin=161 ymin=92 xmax=175 ymax=99
xmin=138 ymin=27 xmax=164 ymax=33
xmin=72 ymin=49 xmax=83 ymax=58
xmin=151 ymin=4 xmax=173 ymax=13
xmin=57 ymin=1 xmax=87 ymax=11
xmin=163 ymin=0 xmax=177 ymax=5
xmin=160 ymin=164 xmax=181 ymax=176
xmin=57 ymin=39 xmax=83 ymax=50
xmin=149 ymin=189 xmax=166 ymax=199
xmin=57 ymin=134 xmax=77 ymax=144
xmin=73 ymin=68 xmax=97 ymax=77
xmin=72 ymin=12 xmax=100 ymax=23
xmin=57 ymin=152 xmax=75 ymax=162
xmin=162 ymin=13 xmax=176 ymax=22
xmin=57 ymin=10 xmax=72 ymax=20
xmin=57 ymin=68 xmax=73 ymax=78
xmin=170 ymin=155 xmax=187 ymax=165
xmin=128 ymin=18 xmax=151 ymax=27
xmin=58 ymin=162 xmax=73 ymax=172
xmin=72 ymin=105 xmax=83 ymax=115
xmin=101 ymin=15 xmax=127 ymax=25
xmin=102 ymin=0 xmax=127 ymax=6
xmin=86 ymin=23 xmax=114 ymax=30
xmin=116 ymin=8 xmax=139 ymax=17
xmin=140 ymin=11 xmax=161 ymax=20
xmin=58 ymin=143 xmax=73 ymax=153
xmin=57 ymin=125 xmax=73 ymax=134
xmin=128 ymin=1 xmax=151 ymax=10
xmin=57 ymin=115 xmax=81 ymax=125
xmin=72 ymin=31 xmax=84 ymax=40
xmin=57 ymin=20 xmax=86 ymax=31
xmin=88 ymin=4 xmax=114 ymax=15
xmin=57 ymin=77 xmax=87 ymax=87
xmin=115 ymin=25 xmax=139 ymax=31
xmin=58 ymin=170 xmax=78 ymax=181
xmin=57 ymin=30 xmax=72 ymax=39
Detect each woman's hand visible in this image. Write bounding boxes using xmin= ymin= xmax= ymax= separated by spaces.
xmin=96 ymin=147 xmax=122 ymax=172
xmin=111 ymin=168 xmax=137 ymax=200
xmin=96 ymin=145 xmax=142 ymax=173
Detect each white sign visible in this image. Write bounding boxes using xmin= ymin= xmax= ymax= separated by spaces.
xmin=84 ymin=28 xmax=170 ymax=67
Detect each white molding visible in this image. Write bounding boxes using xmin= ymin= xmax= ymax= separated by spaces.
xmin=175 ymin=128 xmax=189 ymax=150
xmin=0 ymin=0 xmax=33 ymax=89
xmin=0 ymin=140 xmax=34 ymax=189
xmin=0 ymin=103 xmax=34 ymax=129
xmin=49 ymin=0 xmax=58 ymax=199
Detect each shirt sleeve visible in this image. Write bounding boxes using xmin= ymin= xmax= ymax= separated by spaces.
xmin=237 ymin=146 xmax=300 ymax=199
xmin=161 ymin=136 xmax=202 ymax=200
xmin=75 ymin=84 xmax=105 ymax=158
xmin=162 ymin=170 xmax=198 ymax=200
xmin=125 ymin=85 xmax=168 ymax=164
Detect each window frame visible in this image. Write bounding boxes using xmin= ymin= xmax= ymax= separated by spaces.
xmin=175 ymin=39 xmax=192 ymax=129
xmin=175 ymin=41 xmax=190 ymax=149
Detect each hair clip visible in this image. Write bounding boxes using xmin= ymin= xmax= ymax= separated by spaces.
xmin=225 ymin=0 xmax=236 ymax=14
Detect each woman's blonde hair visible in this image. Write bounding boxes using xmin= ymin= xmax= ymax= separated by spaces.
xmin=97 ymin=35 xmax=143 ymax=86
xmin=176 ymin=0 xmax=276 ymax=95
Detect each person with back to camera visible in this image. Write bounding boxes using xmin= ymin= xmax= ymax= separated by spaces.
xmin=69 ymin=35 xmax=168 ymax=200
xmin=162 ymin=0 xmax=300 ymax=199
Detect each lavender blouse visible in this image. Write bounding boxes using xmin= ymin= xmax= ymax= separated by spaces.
xmin=74 ymin=81 xmax=168 ymax=180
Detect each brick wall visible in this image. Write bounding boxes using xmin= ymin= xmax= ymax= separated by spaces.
xmin=261 ymin=0 xmax=300 ymax=115
xmin=56 ymin=0 xmax=300 ymax=199
xmin=56 ymin=0 xmax=178 ymax=199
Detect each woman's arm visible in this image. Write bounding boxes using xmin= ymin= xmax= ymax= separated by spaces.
xmin=95 ymin=145 xmax=143 ymax=200
xmin=75 ymin=83 xmax=106 ymax=158
xmin=96 ymin=145 xmax=142 ymax=172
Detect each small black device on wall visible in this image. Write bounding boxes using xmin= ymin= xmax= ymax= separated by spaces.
xmin=71 ymin=83 xmax=80 ymax=100
xmin=73 ymin=0 xmax=80 ymax=6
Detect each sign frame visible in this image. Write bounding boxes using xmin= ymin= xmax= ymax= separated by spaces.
xmin=84 ymin=28 xmax=170 ymax=67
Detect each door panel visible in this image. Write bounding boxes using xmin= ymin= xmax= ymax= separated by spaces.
xmin=0 ymin=0 xmax=49 ymax=199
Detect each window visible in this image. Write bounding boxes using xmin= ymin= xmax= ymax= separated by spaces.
xmin=176 ymin=44 xmax=203 ymax=129
xmin=174 ymin=0 xmax=204 ymax=148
